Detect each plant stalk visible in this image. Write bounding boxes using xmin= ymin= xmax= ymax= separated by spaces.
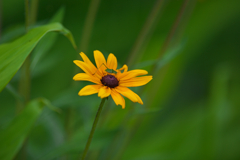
xmin=68 ymin=0 xmax=102 ymax=151
xmin=17 ymin=0 xmax=31 ymax=112
xmin=81 ymin=98 xmax=106 ymax=160
xmin=126 ymin=0 xmax=164 ymax=67
xmin=24 ymin=0 xmax=30 ymax=32
xmin=150 ymin=0 xmax=190 ymax=74
xmin=30 ymin=0 xmax=39 ymax=25
xmin=107 ymin=1 xmax=192 ymax=159
xmin=0 ymin=0 xmax=2 ymax=38
xmin=79 ymin=0 xmax=101 ymax=53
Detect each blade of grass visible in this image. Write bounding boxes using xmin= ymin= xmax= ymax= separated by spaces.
xmin=108 ymin=1 xmax=192 ymax=159
xmin=126 ymin=0 xmax=165 ymax=67
xmin=0 ymin=22 xmax=76 ymax=93
xmin=0 ymin=98 xmax=45 ymax=160
xmin=78 ymin=0 xmax=101 ymax=52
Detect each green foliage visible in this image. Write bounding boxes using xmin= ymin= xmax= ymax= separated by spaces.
xmin=31 ymin=7 xmax=66 ymax=70
xmin=0 ymin=22 xmax=76 ymax=92
xmin=0 ymin=0 xmax=240 ymax=160
xmin=39 ymin=129 xmax=117 ymax=160
xmin=0 ymin=98 xmax=45 ymax=160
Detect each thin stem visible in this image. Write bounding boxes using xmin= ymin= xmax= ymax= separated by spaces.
xmin=81 ymin=98 xmax=106 ymax=160
xmin=72 ymin=0 xmax=101 ymax=80
xmin=17 ymin=55 xmax=31 ymax=113
xmin=146 ymin=0 xmax=191 ymax=107
xmin=30 ymin=0 xmax=39 ymax=25
xmin=17 ymin=0 xmax=31 ymax=112
xmin=107 ymin=1 xmax=192 ymax=159
xmin=65 ymin=108 xmax=75 ymax=140
xmin=16 ymin=3 xmax=31 ymax=159
xmin=24 ymin=0 xmax=30 ymax=32
xmin=150 ymin=0 xmax=190 ymax=74
xmin=0 ymin=0 xmax=2 ymax=38
xmin=69 ymin=0 xmax=102 ymax=148
xmin=79 ymin=0 xmax=101 ymax=52
xmin=126 ymin=0 xmax=164 ymax=67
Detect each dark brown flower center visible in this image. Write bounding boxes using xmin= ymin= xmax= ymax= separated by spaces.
xmin=101 ymin=75 xmax=119 ymax=88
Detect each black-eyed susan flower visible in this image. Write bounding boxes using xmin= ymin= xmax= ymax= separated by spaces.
xmin=73 ymin=50 xmax=152 ymax=109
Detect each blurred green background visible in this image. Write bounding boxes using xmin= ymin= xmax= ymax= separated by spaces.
xmin=0 ymin=0 xmax=240 ymax=159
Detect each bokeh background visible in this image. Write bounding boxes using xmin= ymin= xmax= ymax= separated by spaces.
xmin=0 ymin=0 xmax=240 ymax=159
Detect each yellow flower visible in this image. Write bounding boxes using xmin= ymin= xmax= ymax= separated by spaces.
xmin=73 ymin=50 xmax=152 ymax=109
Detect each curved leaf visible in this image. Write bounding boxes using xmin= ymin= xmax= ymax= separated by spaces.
xmin=31 ymin=7 xmax=66 ymax=70
xmin=0 ymin=98 xmax=45 ymax=160
xmin=0 ymin=22 xmax=76 ymax=92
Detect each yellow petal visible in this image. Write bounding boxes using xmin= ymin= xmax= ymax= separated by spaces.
xmin=80 ymin=52 xmax=96 ymax=69
xmin=73 ymin=73 xmax=101 ymax=84
xmin=94 ymin=50 xmax=107 ymax=74
xmin=111 ymin=89 xmax=125 ymax=109
xmin=115 ymin=86 xmax=143 ymax=104
xmin=118 ymin=64 xmax=128 ymax=72
xmin=119 ymin=76 xmax=152 ymax=87
xmin=116 ymin=64 xmax=128 ymax=80
xmin=80 ymin=52 xmax=102 ymax=79
xmin=107 ymin=53 xmax=117 ymax=70
xmin=118 ymin=69 xmax=148 ymax=80
xmin=98 ymin=86 xmax=111 ymax=98
xmin=73 ymin=60 xmax=93 ymax=75
xmin=79 ymin=85 xmax=102 ymax=96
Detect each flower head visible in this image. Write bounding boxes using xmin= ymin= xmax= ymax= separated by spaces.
xmin=73 ymin=50 xmax=152 ymax=109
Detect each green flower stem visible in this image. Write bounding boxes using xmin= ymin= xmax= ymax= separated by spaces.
xmin=81 ymin=98 xmax=106 ymax=160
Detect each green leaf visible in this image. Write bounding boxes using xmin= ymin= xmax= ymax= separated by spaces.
xmin=156 ymin=40 xmax=186 ymax=70
xmin=0 ymin=98 xmax=45 ymax=160
xmin=132 ymin=40 xmax=185 ymax=70
xmin=49 ymin=7 xmax=65 ymax=23
xmin=0 ymin=22 xmax=77 ymax=92
xmin=0 ymin=25 xmax=25 ymax=44
xmin=132 ymin=59 xmax=158 ymax=69
xmin=136 ymin=107 xmax=162 ymax=115
xmin=31 ymin=7 xmax=66 ymax=70
xmin=0 ymin=7 xmax=65 ymax=45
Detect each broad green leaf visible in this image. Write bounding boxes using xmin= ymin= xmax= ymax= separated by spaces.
xmin=0 ymin=98 xmax=45 ymax=160
xmin=31 ymin=7 xmax=66 ymax=70
xmin=0 ymin=22 xmax=77 ymax=92
xmin=0 ymin=7 xmax=65 ymax=45
xmin=49 ymin=7 xmax=65 ymax=23
xmin=0 ymin=25 xmax=25 ymax=44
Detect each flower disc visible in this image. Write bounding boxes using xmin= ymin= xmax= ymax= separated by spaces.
xmin=101 ymin=75 xmax=118 ymax=88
